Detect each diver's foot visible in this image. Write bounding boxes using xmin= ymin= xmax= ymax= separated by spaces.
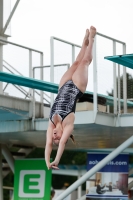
xmin=83 ymin=29 xmax=89 ymax=46
xmin=89 ymin=26 xmax=96 ymax=40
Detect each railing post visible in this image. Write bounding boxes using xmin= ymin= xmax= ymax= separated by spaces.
xmin=50 ymin=37 xmax=54 ymax=106
xmin=118 ymin=64 xmax=121 ymax=114
xmin=0 ymin=0 xmax=3 ymax=94
xmin=0 ymin=44 xmax=3 ymax=94
xmin=29 ymin=50 xmax=32 ymax=97
xmin=32 ymin=68 xmax=35 ymax=129
xmin=93 ymin=35 xmax=97 ymax=121
xmin=40 ymin=53 xmax=44 ymax=117
xmin=72 ymin=45 xmax=75 ymax=63
xmin=123 ymin=44 xmax=127 ymax=113
xmin=113 ymin=41 xmax=117 ymax=114
xmin=0 ymin=145 xmax=3 ymax=200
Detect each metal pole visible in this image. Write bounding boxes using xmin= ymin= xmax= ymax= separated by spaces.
xmin=50 ymin=37 xmax=54 ymax=106
xmin=113 ymin=41 xmax=117 ymax=114
xmin=93 ymin=35 xmax=97 ymax=121
xmin=2 ymin=0 xmax=21 ymax=34
xmin=118 ymin=64 xmax=121 ymax=114
xmin=1 ymin=144 xmax=14 ymax=173
xmin=0 ymin=45 xmax=3 ymax=93
xmin=0 ymin=145 xmax=3 ymax=200
xmin=40 ymin=53 xmax=44 ymax=117
xmin=123 ymin=44 xmax=127 ymax=113
xmin=32 ymin=68 xmax=35 ymax=129
xmin=55 ymin=135 xmax=133 ymax=200
xmin=0 ymin=0 xmax=3 ymax=94
xmin=72 ymin=45 xmax=75 ymax=63
xmin=29 ymin=50 xmax=32 ymax=97
xmin=77 ymin=172 xmax=82 ymax=198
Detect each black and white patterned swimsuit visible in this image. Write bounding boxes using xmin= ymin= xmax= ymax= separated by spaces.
xmin=49 ymin=80 xmax=83 ymax=125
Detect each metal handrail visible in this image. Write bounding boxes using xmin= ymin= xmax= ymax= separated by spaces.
xmin=97 ymin=32 xmax=126 ymax=44
xmin=52 ymin=36 xmax=81 ymax=48
xmin=0 ymin=39 xmax=43 ymax=54
xmin=51 ymin=34 xmax=126 ymax=116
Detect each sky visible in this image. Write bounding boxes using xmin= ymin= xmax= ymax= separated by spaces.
xmin=9 ymin=0 xmax=133 ymax=56
xmin=2 ymin=0 xmax=133 ymax=98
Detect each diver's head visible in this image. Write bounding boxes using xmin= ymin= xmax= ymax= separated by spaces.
xmin=52 ymin=123 xmax=63 ymax=145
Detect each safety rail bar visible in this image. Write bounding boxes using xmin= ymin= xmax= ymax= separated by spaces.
xmin=0 ymin=39 xmax=44 ymax=101
xmin=0 ymin=39 xmax=43 ymax=53
xmin=50 ymin=33 xmax=127 ymax=118
xmin=96 ymin=32 xmax=127 ymax=114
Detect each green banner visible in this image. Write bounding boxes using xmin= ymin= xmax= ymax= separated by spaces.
xmin=14 ymin=159 xmax=52 ymax=200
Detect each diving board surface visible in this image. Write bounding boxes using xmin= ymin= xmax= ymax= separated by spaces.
xmin=0 ymin=72 xmax=133 ymax=107
xmin=104 ymin=54 xmax=133 ymax=69
xmin=0 ymin=71 xmax=58 ymax=93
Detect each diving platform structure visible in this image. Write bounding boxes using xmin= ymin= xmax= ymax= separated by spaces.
xmin=0 ymin=10 xmax=133 ymax=198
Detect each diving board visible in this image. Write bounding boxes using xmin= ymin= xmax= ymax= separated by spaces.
xmin=0 ymin=71 xmax=58 ymax=93
xmin=104 ymin=54 xmax=133 ymax=69
xmin=0 ymin=72 xmax=133 ymax=107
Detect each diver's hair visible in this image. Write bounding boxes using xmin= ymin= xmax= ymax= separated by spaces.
xmin=70 ymin=134 xmax=76 ymax=144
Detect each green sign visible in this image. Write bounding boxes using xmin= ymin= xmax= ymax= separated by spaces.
xmin=14 ymin=159 xmax=52 ymax=200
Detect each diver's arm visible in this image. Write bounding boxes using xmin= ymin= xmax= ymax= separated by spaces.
xmin=50 ymin=124 xmax=73 ymax=168
xmin=45 ymin=123 xmax=54 ymax=169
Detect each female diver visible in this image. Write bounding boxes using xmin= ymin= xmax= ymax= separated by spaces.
xmin=45 ymin=26 xmax=96 ymax=170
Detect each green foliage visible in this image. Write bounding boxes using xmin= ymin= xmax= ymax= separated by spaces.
xmin=107 ymin=72 xmax=133 ymax=99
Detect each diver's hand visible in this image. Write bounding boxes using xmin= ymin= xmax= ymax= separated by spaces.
xmin=50 ymin=160 xmax=59 ymax=170
xmin=46 ymin=161 xmax=52 ymax=170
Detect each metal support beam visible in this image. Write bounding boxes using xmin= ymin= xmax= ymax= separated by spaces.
xmin=40 ymin=53 xmax=44 ymax=117
xmin=55 ymin=135 xmax=133 ymax=200
xmin=72 ymin=45 xmax=75 ymax=63
xmin=0 ymin=45 xmax=3 ymax=93
xmin=113 ymin=41 xmax=117 ymax=114
xmin=123 ymin=44 xmax=127 ymax=113
xmin=118 ymin=64 xmax=121 ymax=114
xmin=2 ymin=0 xmax=21 ymax=34
xmin=0 ymin=145 xmax=3 ymax=200
xmin=0 ymin=0 xmax=3 ymax=94
xmin=0 ymin=0 xmax=3 ymax=33
xmin=1 ymin=144 xmax=14 ymax=173
xmin=29 ymin=50 xmax=32 ymax=97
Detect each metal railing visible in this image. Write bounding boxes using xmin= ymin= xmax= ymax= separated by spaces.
xmin=0 ymin=32 xmax=129 ymax=121
xmin=95 ymin=32 xmax=126 ymax=115
xmin=0 ymin=38 xmax=44 ymax=97
xmin=50 ymin=36 xmax=81 ymax=105
xmin=50 ymin=33 xmax=127 ymax=117
xmin=32 ymin=64 xmax=70 ymax=125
